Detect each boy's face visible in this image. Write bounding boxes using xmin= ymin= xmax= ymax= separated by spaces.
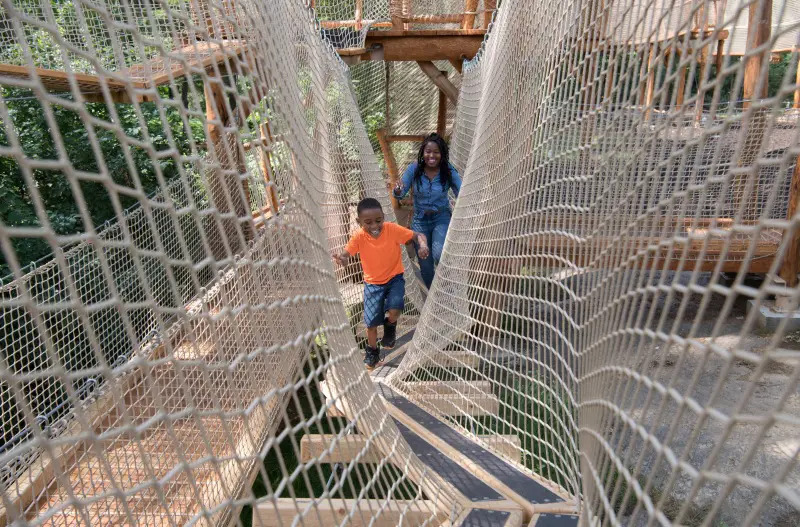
xmin=357 ymin=208 xmax=384 ymax=238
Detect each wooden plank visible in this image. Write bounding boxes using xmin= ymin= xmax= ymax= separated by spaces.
xmin=321 ymin=20 xmax=394 ymax=29
xmin=438 ymin=70 xmax=448 ymax=135
xmin=355 ymin=0 xmax=363 ymax=30
xmin=404 ymin=380 xmax=492 ymax=395
xmin=445 ymin=508 xmax=524 ymax=527
xmin=417 ymin=393 xmax=500 ymax=416
xmin=364 ymin=32 xmax=485 ymax=62
xmin=0 ymin=385 xmax=120 ymax=524
xmin=527 ymin=513 xmax=579 ymax=526
xmin=462 ymin=0 xmax=480 ymax=29
xmin=387 ymin=134 xmax=427 ymax=142
xmin=418 ymin=61 xmax=459 ymax=103
xmin=382 ymin=394 xmax=576 ymax=520
xmin=253 ymin=498 xmax=445 ymax=527
xmin=402 ymin=14 xmax=465 ymax=24
xmin=300 ymin=433 xmax=521 ymax=463
xmin=449 ymin=58 xmax=464 ymax=74
xmin=742 ymin=0 xmax=772 ymax=109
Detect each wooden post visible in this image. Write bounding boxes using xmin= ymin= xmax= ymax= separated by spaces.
xmin=482 ymin=0 xmax=497 ymax=28
xmin=449 ymin=58 xmax=463 ymax=74
xmin=732 ymin=0 xmax=772 ymax=224
xmin=644 ymin=43 xmax=659 ymax=120
xmin=204 ymin=74 xmax=252 ymax=256
xmin=355 ymin=0 xmax=363 ymax=30
xmin=794 ymin=48 xmax=800 ymax=109
xmin=259 ymin=123 xmax=281 ymax=215
xmin=742 ymin=0 xmax=772 ymax=109
xmin=779 ymin=160 xmax=800 ymax=288
xmin=676 ymin=57 xmax=688 ymax=110
xmin=462 ymin=0 xmax=479 ymax=29
xmin=376 ymin=128 xmax=401 ymax=210
xmin=417 ymin=61 xmax=459 ymax=103
xmin=437 ymin=70 xmax=448 ymax=136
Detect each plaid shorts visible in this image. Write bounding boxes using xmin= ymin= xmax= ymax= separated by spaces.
xmin=363 ymin=274 xmax=405 ymax=328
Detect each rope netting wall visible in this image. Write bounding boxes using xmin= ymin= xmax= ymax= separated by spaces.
xmin=0 ymin=0 xmax=453 ymax=525
xmin=388 ymin=0 xmax=800 ymax=525
xmin=1 ymin=0 xmax=800 ymax=525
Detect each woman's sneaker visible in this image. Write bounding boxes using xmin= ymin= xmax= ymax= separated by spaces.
xmin=364 ymin=346 xmax=382 ymax=370
xmin=381 ymin=318 xmax=397 ymax=349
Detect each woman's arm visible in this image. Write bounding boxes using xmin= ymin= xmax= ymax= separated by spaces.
xmin=393 ymin=164 xmax=415 ymax=199
xmin=450 ymin=165 xmax=463 ymax=198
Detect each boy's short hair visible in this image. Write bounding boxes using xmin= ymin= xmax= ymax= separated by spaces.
xmin=357 ymin=197 xmax=383 ymax=216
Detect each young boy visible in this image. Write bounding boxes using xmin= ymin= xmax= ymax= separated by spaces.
xmin=332 ymin=197 xmax=429 ymax=370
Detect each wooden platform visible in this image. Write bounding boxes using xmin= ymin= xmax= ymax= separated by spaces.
xmin=0 ymin=40 xmax=247 ymax=102
xmin=338 ymin=29 xmax=486 ymax=64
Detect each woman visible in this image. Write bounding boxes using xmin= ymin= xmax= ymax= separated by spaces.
xmin=393 ymin=133 xmax=462 ymax=289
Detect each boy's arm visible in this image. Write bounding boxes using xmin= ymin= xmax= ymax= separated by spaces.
xmin=333 ymin=236 xmax=358 ymax=266
xmin=332 ymin=250 xmax=351 ymax=267
xmin=413 ymin=232 xmax=430 ymax=259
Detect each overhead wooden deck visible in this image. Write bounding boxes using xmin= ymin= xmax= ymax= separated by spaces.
xmin=0 ymin=40 xmax=247 ymax=103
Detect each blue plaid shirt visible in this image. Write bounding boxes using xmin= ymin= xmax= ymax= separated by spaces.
xmin=393 ymin=163 xmax=462 ymax=218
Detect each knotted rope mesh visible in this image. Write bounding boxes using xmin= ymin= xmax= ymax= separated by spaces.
xmin=0 ymin=0 xmax=799 ymax=525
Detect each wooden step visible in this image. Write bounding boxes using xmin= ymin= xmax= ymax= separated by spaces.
xmin=300 ymin=433 xmax=522 ymax=464
xmin=321 ymin=379 xmax=498 ymax=418
xmin=445 ymin=508 xmax=524 ymax=527
xmin=253 ymin=498 xmax=446 ymax=526
xmin=527 ymin=512 xmax=579 ymax=526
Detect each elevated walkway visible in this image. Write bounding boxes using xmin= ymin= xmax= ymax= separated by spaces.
xmin=288 ymin=336 xmax=579 ymax=526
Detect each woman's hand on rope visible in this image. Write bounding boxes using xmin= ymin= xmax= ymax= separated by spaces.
xmin=392 ymin=179 xmax=404 ymax=196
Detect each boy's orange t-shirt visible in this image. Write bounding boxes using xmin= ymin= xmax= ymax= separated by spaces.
xmin=345 ymin=222 xmax=414 ymax=285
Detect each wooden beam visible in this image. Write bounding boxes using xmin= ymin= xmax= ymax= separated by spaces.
xmin=417 ymin=61 xmax=459 ymax=103
xmin=742 ymin=0 xmax=772 ymax=109
xmin=387 ymin=134 xmax=426 ymax=142
xmin=437 ymin=70 xmax=448 ymax=135
xmin=402 ymin=14 xmax=464 ymax=25
xmin=300 ymin=433 xmax=521 ymax=463
xmin=779 ymin=159 xmax=800 ymax=288
xmin=377 ymin=128 xmax=401 ymax=210
xmin=363 ymin=30 xmax=485 ymax=62
xmin=321 ymin=20 xmax=393 ymax=29
xmin=449 ymin=58 xmax=463 ymax=74
xmin=254 ymin=498 xmax=445 ymax=527
xmin=462 ymin=0 xmax=480 ymax=29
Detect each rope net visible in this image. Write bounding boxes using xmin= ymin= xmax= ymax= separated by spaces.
xmin=0 ymin=0 xmax=799 ymax=526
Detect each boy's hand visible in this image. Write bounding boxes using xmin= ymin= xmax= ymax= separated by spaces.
xmin=417 ymin=244 xmax=430 ymax=259
xmin=332 ymin=252 xmax=347 ymax=267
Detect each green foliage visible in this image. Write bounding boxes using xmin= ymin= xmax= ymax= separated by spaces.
xmin=0 ymin=86 xmax=205 ymax=277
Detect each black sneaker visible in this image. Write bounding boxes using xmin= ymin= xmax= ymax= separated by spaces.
xmin=364 ymin=346 xmax=382 ymax=370
xmin=381 ymin=318 xmax=397 ymax=349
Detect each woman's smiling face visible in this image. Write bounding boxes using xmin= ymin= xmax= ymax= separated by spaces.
xmin=423 ymin=142 xmax=442 ymax=169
